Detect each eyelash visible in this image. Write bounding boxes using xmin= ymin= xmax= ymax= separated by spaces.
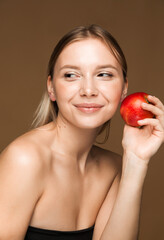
xmin=97 ymin=73 xmax=114 ymax=78
xmin=64 ymin=73 xmax=79 ymax=80
xmin=64 ymin=72 xmax=114 ymax=80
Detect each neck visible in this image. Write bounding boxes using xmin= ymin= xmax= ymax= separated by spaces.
xmin=49 ymin=117 xmax=100 ymax=170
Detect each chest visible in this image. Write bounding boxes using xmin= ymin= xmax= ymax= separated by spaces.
xmin=30 ymin=162 xmax=113 ymax=230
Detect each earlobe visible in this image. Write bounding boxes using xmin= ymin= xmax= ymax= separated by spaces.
xmin=120 ymin=80 xmax=128 ymax=102
xmin=47 ymin=75 xmax=56 ymax=101
xmin=120 ymin=91 xmax=127 ymax=102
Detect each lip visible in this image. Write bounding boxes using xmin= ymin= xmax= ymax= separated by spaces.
xmin=74 ymin=103 xmax=104 ymax=113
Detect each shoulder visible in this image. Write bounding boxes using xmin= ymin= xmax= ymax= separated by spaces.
xmin=0 ymin=130 xmax=47 ymax=179
xmin=0 ymin=131 xmax=47 ymax=238
xmin=92 ymin=145 xmax=122 ymax=175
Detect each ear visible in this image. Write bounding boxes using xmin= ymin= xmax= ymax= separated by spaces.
xmin=120 ymin=79 xmax=128 ymax=102
xmin=47 ymin=76 xmax=56 ymax=101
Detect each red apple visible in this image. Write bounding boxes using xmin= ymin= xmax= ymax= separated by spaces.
xmin=120 ymin=92 xmax=154 ymax=127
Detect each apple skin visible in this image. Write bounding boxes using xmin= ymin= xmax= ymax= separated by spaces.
xmin=120 ymin=92 xmax=154 ymax=127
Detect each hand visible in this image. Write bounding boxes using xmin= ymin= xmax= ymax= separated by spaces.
xmin=122 ymin=95 xmax=164 ymax=162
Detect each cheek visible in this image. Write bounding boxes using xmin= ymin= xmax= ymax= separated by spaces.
xmin=54 ymin=82 xmax=78 ymax=102
xmin=100 ymin=82 xmax=123 ymax=103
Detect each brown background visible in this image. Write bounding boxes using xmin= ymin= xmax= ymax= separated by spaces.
xmin=0 ymin=0 xmax=164 ymax=239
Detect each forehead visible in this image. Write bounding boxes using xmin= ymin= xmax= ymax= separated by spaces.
xmin=55 ymin=38 xmax=120 ymax=70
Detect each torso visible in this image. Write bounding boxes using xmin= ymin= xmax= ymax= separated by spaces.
xmin=12 ymin=123 xmax=121 ymax=232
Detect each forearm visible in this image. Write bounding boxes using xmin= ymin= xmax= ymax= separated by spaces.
xmin=100 ymin=151 xmax=148 ymax=240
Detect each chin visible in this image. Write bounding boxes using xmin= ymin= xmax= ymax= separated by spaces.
xmin=72 ymin=118 xmax=110 ymax=130
xmin=59 ymin=111 xmax=113 ymax=130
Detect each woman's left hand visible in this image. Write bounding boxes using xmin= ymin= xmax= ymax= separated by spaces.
xmin=122 ymin=95 xmax=164 ymax=162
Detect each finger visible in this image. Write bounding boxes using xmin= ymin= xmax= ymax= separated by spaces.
xmin=138 ymin=118 xmax=163 ymax=133
xmin=138 ymin=118 xmax=164 ymax=142
xmin=147 ymin=95 xmax=164 ymax=111
xmin=141 ymin=102 xmax=164 ymax=117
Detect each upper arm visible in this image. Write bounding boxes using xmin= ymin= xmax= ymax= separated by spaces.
xmin=93 ymin=153 xmax=122 ymax=240
xmin=0 ymin=142 xmax=44 ymax=239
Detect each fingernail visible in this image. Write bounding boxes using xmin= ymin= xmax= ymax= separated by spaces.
xmin=142 ymin=103 xmax=147 ymax=106
xmin=137 ymin=120 xmax=143 ymax=124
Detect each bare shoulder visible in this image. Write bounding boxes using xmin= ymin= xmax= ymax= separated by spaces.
xmin=0 ymin=129 xmax=47 ymax=177
xmin=0 ymin=122 xmax=57 ymax=179
xmin=92 ymin=145 xmax=122 ymax=175
xmin=0 ymin=130 xmax=47 ymax=238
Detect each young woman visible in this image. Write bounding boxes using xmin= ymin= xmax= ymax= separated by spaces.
xmin=0 ymin=25 xmax=163 ymax=240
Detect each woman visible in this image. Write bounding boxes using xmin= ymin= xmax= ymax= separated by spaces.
xmin=0 ymin=25 xmax=163 ymax=240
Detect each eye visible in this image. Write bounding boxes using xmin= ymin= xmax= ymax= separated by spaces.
xmin=64 ymin=73 xmax=76 ymax=78
xmin=97 ymin=72 xmax=114 ymax=78
xmin=64 ymin=73 xmax=80 ymax=80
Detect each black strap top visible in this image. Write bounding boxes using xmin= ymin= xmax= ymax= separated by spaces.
xmin=24 ymin=225 xmax=94 ymax=240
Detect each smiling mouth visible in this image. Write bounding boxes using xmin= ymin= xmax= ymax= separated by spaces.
xmin=74 ymin=103 xmax=104 ymax=113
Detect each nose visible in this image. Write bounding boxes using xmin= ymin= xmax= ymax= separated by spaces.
xmin=79 ymin=77 xmax=98 ymax=97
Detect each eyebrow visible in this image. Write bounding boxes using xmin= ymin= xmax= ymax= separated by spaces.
xmin=96 ymin=64 xmax=119 ymax=72
xmin=59 ymin=64 xmax=119 ymax=72
xmin=59 ymin=65 xmax=80 ymax=71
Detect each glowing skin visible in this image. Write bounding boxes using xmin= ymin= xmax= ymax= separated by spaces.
xmin=48 ymin=38 xmax=127 ymax=130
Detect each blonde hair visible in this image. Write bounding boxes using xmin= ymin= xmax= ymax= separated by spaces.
xmin=31 ymin=24 xmax=127 ymax=140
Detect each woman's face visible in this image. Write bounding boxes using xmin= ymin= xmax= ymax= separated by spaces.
xmin=48 ymin=38 xmax=127 ymax=129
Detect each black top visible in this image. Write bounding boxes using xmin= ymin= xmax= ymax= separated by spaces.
xmin=24 ymin=225 xmax=94 ymax=240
